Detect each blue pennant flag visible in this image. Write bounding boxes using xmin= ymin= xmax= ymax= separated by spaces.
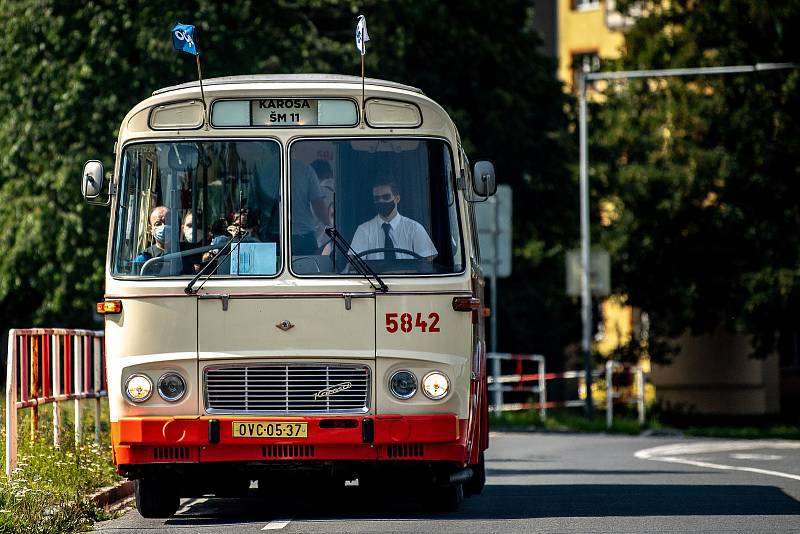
xmin=355 ymin=15 xmax=369 ymax=56
xmin=171 ymin=23 xmax=198 ymax=56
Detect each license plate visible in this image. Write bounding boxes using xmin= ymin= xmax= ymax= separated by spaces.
xmin=232 ymin=421 xmax=308 ymax=439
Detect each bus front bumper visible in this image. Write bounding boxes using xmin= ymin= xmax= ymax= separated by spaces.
xmin=112 ymin=414 xmax=469 ymax=466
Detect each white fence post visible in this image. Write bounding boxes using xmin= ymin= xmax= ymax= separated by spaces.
xmin=605 ymin=360 xmax=614 ymax=429
xmin=491 ymin=355 xmax=502 ymax=412
xmin=74 ymin=334 xmax=82 ymax=445
xmin=5 ymin=330 xmax=18 ymax=475
xmin=536 ymin=356 xmax=546 ymax=421
xmin=52 ymin=334 xmax=61 ymax=448
xmin=637 ymin=367 xmax=646 ymax=425
xmin=93 ymin=336 xmax=102 ymax=445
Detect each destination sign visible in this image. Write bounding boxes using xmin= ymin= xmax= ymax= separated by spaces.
xmin=251 ymin=98 xmax=319 ymax=126
xmin=211 ymin=98 xmax=358 ymax=128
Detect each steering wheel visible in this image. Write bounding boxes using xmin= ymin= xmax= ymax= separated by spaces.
xmin=355 ymin=247 xmax=423 ymax=260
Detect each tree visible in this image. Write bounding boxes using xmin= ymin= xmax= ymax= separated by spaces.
xmin=0 ymin=1 xmax=576 ymax=363
xmin=593 ymin=0 xmax=800 ymax=359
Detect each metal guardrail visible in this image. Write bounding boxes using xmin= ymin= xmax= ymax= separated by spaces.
xmin=5 ymin=328 xmax=107 ymax=475
xmin=488 ymin=353 xmax=647 ymax=427
xmin=488 ymin=353 xmax=546 ymax=418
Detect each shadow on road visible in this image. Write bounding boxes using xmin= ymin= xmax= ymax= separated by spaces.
xmin=474 ymin=484 xmax=800 ymax=517
xmin=161 ymin=483 xmax=800 ymax=526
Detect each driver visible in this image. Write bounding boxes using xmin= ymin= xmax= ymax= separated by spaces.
xmin=350 ymin=179 xmax=437 ymax=261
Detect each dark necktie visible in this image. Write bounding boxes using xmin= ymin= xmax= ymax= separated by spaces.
xmin=382 ymin=223 xmax=396 ymax=260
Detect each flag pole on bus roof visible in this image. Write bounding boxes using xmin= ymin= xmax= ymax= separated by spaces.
xmin=171 ymin=23 xmax=208 ymax=128
xmin=355 ymin=15 xmax=370 ymax=128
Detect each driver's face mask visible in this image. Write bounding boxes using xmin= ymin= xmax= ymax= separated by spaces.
xmin=374 ymin=201 xmax=395 ymax=217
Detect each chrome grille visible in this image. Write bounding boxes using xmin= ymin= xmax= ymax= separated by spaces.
xmin=204 ymin=363 xmax=370 ymax=414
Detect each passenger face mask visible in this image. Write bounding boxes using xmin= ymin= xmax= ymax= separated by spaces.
xmin=154 ymin=224 xmax=170 ymax=243
xmin=183 ymin=227 xmax=200 ymax=243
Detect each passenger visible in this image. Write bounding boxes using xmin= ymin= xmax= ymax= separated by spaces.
xmin=135 ymin=207 xmax=208 ymax=275
xmin=181 ymin=211 xmax=205 ymax=273
xmin=310 ymin=159 xmax=335 ymax=251
xmin=135 ymin=206 xmax=172 ymax=263
xmin=202 ymin=209 xmax=260 ymax=270
xmin=320 ymin=202 xmax=335 ymax=256
xmin=291 ymin=160 xmax=331 ymax=255
xmin=227 ymin=208 xmax=260 ymax=242
xmin=350 ymin=180 xmax=437 ymax=261
xmin=181 ymin=211 xmax=202 ymax=244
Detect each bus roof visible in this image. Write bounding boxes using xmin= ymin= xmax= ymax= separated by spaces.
xmin=152 ymin=74 xmax=425 ymax=96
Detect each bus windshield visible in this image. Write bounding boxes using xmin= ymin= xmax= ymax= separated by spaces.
xmin=111 ymin=138 xmax=463 ymax=278
xmin=290 ymin=138 xmax=464 ymax=276
xmin=112 ymin=140 xmax=282 ymax=277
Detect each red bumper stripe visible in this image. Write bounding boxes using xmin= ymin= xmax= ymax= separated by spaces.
xmin=112 ymin=415 xmax=468 ymax=465
xmin=114 ymin=414 xmax=463 ymax=446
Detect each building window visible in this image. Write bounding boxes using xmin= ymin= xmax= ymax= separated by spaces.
xmin=573 ymin=0 xmax=601 ymax=11
xmin=571 ymin=51 xmax=601 ymax=88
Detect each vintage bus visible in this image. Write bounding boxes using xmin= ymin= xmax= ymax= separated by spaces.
xmin=82 ymin=74 xmax=496 ymax=517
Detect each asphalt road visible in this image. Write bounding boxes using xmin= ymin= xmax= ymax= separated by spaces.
xmin=96 ymin=432 xmax=800 ymax=533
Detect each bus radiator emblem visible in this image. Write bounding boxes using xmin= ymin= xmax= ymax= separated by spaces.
xmin=314 ymin=382 xmax=352 ymax=399
xmin=276 ymin=320 xmax=295 ymax=331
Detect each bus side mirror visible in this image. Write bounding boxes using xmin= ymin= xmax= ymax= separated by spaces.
xmin=472 ymin=160 xmax=496 ymax=197
xmin=82 ymin=160 xmax=104 ymax=200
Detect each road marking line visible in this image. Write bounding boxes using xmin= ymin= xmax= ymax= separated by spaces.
xmin=730 ymin=453 xmax=783 ymax=460
xmin=635 ymin=441 xmax=800 ymax=482
xmin=650 ymin=455 xmax=800 ymax=482
xmin=635 ymin=440 xmax=800 ymax=459
xmin=176 ymin=497 xmax=208 ymax=515
xmin=262 ymin=518 xmax=293 ymax=530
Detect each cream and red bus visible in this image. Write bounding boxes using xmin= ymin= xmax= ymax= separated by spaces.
xmin=83 ymin=74 xmax=496 ymax=517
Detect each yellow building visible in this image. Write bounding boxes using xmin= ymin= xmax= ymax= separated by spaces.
xmin=553 ymin=0 xmax=631 ymax=90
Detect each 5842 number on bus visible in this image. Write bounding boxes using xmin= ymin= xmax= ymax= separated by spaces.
xmin=385 ymin=312 xmax=440 ymax=333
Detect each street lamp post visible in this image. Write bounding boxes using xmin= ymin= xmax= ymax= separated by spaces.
xmin=577 ymin=62 xmax=798 ymax=418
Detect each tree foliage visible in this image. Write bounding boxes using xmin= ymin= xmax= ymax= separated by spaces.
xmin=0 ymin=1 xmax=576 ymax=360
xmin=594 ymin=0 xmax=800 ymax=359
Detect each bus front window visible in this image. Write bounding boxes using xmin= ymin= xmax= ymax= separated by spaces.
xmin=290 ymin=139 xmax=464 ymax=276
xmin=112 ymin=140 xmax=282 ymax=278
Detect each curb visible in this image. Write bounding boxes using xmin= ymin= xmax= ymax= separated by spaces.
xmin=90 ymin=480 xmax=134 ymax=511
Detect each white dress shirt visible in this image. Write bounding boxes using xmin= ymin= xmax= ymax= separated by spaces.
xmin=350 ymin=213 xmax=437 ymax=260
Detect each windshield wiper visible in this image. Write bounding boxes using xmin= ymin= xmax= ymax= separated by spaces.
xmin=184 ymin=230 xmax=249 ymax=294
xmin=325 ymin=227 xmax=388 ymax=293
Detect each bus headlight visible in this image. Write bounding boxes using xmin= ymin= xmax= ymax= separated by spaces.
xmin=422 ymin=371 xmax=450 ymax=400
xmin=158 ymin=372 xmax=187 ymax=402
xmin=125 ymin=374 xmax=153 ymax=403
xmin=389 ymin=370 xmax=417 ymax=399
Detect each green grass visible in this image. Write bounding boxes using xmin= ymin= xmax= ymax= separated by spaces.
xmin=490 ymin=407 xmax=658 ymax=435
xmin=0 ymin=397 xmax=121 ymax=534
xmin=491 ymin=407 xmax=800 ymax=440
xmin=490 ymin=405 xmax=675 ymax=435
xmin=683 ymin=424 xmax=800 ymax=440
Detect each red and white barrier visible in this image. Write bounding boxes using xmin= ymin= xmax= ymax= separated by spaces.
xmin=5 ymin=328 xmax=107 ymax=475
xmin=487 ymin=353 xmax=547 ymax=418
